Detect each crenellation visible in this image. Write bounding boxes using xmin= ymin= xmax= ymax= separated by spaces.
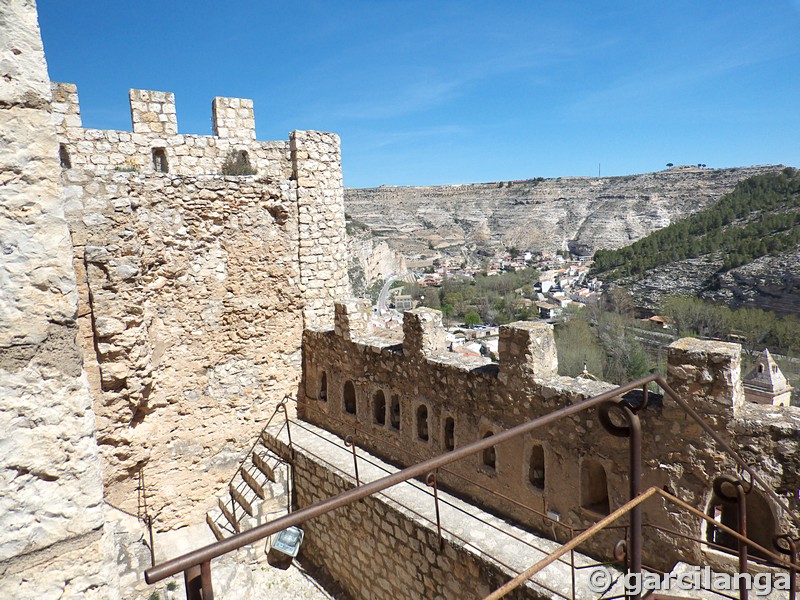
xmin=51 ymin=83 xmax=298 ymax=178
xmin=129 ymin=89 xmax=177 ymax=136
xmin=666 ymin=337 xmax=745 ymax=423
xmin=498 ymin=321 xmax=559 ymax=384
xmin=301 ymin=301 xmax=800 ymax=573
xmin=402 ymin=307 xmax=447 ymax=359
xmin=334 ymin=298 xmax=372 ymax=341
xmin=212 ymin=96 xmax=256 ymax=140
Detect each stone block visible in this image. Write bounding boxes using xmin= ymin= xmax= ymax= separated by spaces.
xmin=402 ymin=307 xmax=446 ymax=359
xmin=129 ymin=88 xmax=177 ymax=135
xmin=498 ymin=321 xmax=558 ymax=382
xmin=667 ymin=337 xmax=744 ymax=419
xmin=334 ymin=299 xmax=371 ymax=342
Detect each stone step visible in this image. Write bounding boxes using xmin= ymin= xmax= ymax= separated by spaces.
xmin=206 ymin=511 xmax=231 ymax=541
xmin=260 ymin=431 xmax=292 ymax=462
xmin=230 ymin=482 xmax=254 ymax=517
xmin=218 ymin=497 xmax=240 ymax=533
xmin=252 ymin=451 xmax=275 ymax=482
xmin=241 ymin=464 xmax=266 ymax=499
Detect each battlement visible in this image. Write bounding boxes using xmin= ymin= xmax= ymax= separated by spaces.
xmin=51 ymin=82 xmax=287 ymax=177
xmin=302 ymin=301 xmax=799 ymax=570
xmin=128 ymin=88 xmax=178 ymax=135
xmin=52 ymin=82 xmax=258 ymax=141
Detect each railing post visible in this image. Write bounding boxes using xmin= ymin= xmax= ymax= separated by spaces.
xmin=200 ymin=561 xmax=214 ymax=600
xmin=426 ymin=471 xmax=444 ymax=550
xmin=570 ymin=549 xmax=576 ymax=600
xmin=599 ymin=401 xmax=642 ymax=600
xmin=147 ymin=515 xmax=156 ymax=568
xmin=712 ymin=475 xmax=749 ymax=600
xmin=775 ymin=534 xmax=797 ymax=600
xmin=344 ymin=435 xmax=360 ymax=486
xmin=277 ymin=399 xmax=293 ymax=460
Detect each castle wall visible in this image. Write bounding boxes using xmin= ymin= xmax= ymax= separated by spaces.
xmin=61 ymin=169 xmax=309 ymax=528
xmin=0 ymin=0 xmax=117 ymax=596
xmin=52 ymin=82 xmax=291 ymax=178
xmin=51 ymin=84 xmax=349 ymax=527
xmin=300 ymin=302 xmax=800 ymax=571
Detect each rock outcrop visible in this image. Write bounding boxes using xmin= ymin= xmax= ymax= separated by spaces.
xmin=0 ymin=0 xmax=117 ymax=596
xmin=345 ymin=165 xmax=785 ymax=260
xmin=624 ymin=249 xmax=800 ymax=315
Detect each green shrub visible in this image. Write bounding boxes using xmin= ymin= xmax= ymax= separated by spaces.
xmin=221 ymin=150 xmax=257 ymax=176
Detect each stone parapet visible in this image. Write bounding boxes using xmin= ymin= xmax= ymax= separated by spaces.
xmin=51 ymin=83 xmax=292 ymax=178
xmin=300 ymin=303 xmax=800 ymax=572
xmin=212 ymin=96 xmax=256 ymax=140
xmin=402 ymin=307 xmax=447 ymax=359
xmin=498 ymin=321 xmax=558 ymax=384
xmin=334 ymin=299 xmax=372 ymax=342
xmin=291 ymin=130 xmax=349 ymax=327
xmin=129 ymin=89 xmax=177 ymax=136
xmin=667 ymin=337 xmax=744 ymax=423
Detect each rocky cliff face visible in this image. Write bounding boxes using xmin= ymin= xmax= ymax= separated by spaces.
xmin=345 ymin=165 xmax=785 ymax=260
xmin=624 ymin=249 xmax=800 ymax=315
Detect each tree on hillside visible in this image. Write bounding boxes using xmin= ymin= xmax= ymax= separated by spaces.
xmin=464 ymin=310 xmax=482 ymax=328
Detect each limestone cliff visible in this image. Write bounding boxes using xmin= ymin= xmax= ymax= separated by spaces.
xmin=344 ymin=165 xmax=785 ymax=260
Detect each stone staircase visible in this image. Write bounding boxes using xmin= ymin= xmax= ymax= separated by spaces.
xmin=206 ymin=432 xmax=291 ymax=540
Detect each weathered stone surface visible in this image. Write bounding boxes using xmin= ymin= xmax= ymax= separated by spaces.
xmin=301 ymin=302 xmax=800 ymax=572
xmin=344 ymin=166 xmax=785 ymax=259
xmin=54 ymin=105 xmax=348 ymax=530
xmin=0 ymin=0 xmax=116 ymax=596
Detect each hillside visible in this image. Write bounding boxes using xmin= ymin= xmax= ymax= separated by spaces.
xmin=344 ymin=165 xmax=784 ymax=263
xmin=592 ymin=168 xmax=800 ymax=314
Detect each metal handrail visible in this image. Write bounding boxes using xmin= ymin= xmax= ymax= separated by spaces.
xmin=213 ymin=396 xmax=291 ymax=534
xmin=650 ymin=375 xmax=800 ymax=531
xmin=144 ymin=374 xmax=800 ymax=597
xmin=287 ymin=417 xmax=580 ymax=580
xmin=484 ymin=486 xmax=800 ymax=600
xmin=295 ymin=396 xmax=578 ymax=536
xmin=144 ymin=375 xmax=655 ymax=584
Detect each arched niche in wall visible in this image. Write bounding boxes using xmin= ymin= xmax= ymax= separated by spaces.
xmin=373 ymin=390 xmax=386 ymax=426
xmin=343 ymin=380 xmax=356 ymax=415
xmin=482 ymin=431 xmax=496 ymax=471
xmin=59 ymin=144 xmax=71 ymax=168
xmin=705 ymin=486 xmax=777 ymax=560
xmin=416 ymin=404 xmax=429 ymax=442
xmin=390 ymin=394 xmax=401 ymax=431
xmin=529 ymin=444 xmax=545 ymax=490
xmin=443 ymin=417 xmax=455 ymax=451
xmin=152 ymin=147 xmax=168 ymax=173
xmin=581 ymin=459 xmax=609 ymax=516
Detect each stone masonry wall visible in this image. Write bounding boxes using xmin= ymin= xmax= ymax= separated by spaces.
xmin=265 ymin=430 xmax=538 ymax=600
xmin=52 ymin=82 xmax=289 ymax=177
xmin=52 ymin=82 xmax=349 ymax=528
xmin=292 ymin=130 xmax=350 ymax=326
xmin=300 ymin=302 xmax=800 ymax=572
xmin=0 ymin=0 xmax=117 ymax=597
xmin=61 ymin=168 xmax=310 ymax=530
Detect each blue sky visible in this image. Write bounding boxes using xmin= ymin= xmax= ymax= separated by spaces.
xmin=38 ymin=1 xmax=800 ymax=188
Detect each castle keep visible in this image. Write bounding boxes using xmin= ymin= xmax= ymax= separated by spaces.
xmin=1 ymin=2 xmax=799 ymax=599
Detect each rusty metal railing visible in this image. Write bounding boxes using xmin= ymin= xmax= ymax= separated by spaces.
xmin=283 ymin=417 xmax=586 ymax=600
xmin=485 ymin=486 xmax=800 ymax=600
xmin=145 ymin=376 xmax=656 ymax=596
xmin=144 ymin=374 xmax=800 ymax=600
xmin=214 ymin=396 xmax=292 ymax=535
